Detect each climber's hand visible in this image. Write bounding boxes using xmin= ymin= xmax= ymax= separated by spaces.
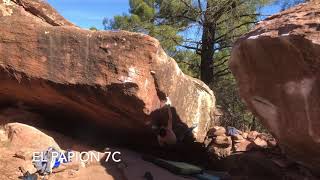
xmin=165 ymin=97 xmax=171 ymax=107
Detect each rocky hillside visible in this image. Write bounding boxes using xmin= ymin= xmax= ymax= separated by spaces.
xmin=229 ymin=0 xmax=320 ymax=175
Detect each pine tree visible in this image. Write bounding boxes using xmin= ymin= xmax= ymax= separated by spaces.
xmin=104 ymin=0 xmax=272 ymax=84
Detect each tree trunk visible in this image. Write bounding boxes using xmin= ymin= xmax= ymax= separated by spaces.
xmin=200 ymin=4 xmax=215 ymax=84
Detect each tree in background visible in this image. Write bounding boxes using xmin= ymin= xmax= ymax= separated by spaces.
xmin=89 ymin=26 xmax=98 ymax=31
xmin=104 ymin=0 xmax=274 ymax=131
xmin=104 ymin=0 xmax=272 ymax=84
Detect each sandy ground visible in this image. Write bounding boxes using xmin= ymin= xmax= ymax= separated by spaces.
xmin=0 ymin=123 xmax=195 ymax=180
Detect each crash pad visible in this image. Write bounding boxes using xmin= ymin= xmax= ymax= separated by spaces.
xmin=142 ymin=155 xmax=203 ymax=175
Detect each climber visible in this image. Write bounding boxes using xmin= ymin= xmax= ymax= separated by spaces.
xmin=157 ymin=97 xmax=177 ymax=146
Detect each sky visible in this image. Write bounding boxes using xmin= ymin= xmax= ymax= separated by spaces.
xmin=46 ymin=0 xmax=282 ymax=30
xmin=47 ymin=0 xmax=129 ymax=29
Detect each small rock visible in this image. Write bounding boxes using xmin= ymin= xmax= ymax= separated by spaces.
xmin=254 ymin=137 xmax=268 ymax=148
xmin=257 ymin=133 xmax=270 ymax=141
xmin=242 ymin=132 xmax=248 ymax=139
xmin=208 ymin=142 xmax=232 ymax=158
xmin=247 ymin=131 xmax=260 ymax=141
xmin=207 ymin=126 xmax=226 ymax=137
xmin=4 ymin=123 xmax=60 ymax=150
xmin=214 ymin=136 xmax=232 ymax=147
xmin=232 ymin=134 xmax=244 ymax=142
xmin=267 ymin=138 xmax=277 ymax=147
xmin=233 ymin=140 xmax=254 ymax=152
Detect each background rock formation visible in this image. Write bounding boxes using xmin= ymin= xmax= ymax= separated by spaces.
xmin=229 ymin=1 xmax=320 ymax=174
xmin=0 ymin=0 xmax=216 ymax=143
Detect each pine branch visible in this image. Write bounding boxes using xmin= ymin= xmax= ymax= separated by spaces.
xmin=178 ymin=60 xmax=200 ymax=67
xmin=214 ymin=45 xmax=232 ymax=51
xmin=215 ymin=21 xmax=257 ymax=42
xmin=215 ymin=71 xmax=232 ymax=78
xmin=209 ymin=0 xmax=237 ymax=21
xmin=212 ymin=55 xmax=230 ymax=68
xmin=171 ymin=37 xmax=201 ymax=52
xmin=216 ymin=13 xmax=260 ymax=26
xmin=215 ymin=33 xmax=243 ymax=44
xmin=213 ymin=68 xmax=232 ymax=77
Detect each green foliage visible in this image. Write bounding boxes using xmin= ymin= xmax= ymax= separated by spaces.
xmin=210 ymin=75 xmax=265 ymax=131
xmin=89 ymin=26 xmax=98 ymax=31
xmin=173 ymin=50 xmax=200 ymax=77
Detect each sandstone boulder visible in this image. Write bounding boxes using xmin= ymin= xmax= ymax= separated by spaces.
xmin=207 ymin=126 xmax=226 ymax=137
xmin=0 ymin=0 xmax=216 ymax=143
xmin=242 ymin=132 xmax=248 ymax=139
xmin=229 ymin=1 xmax=320 ymax=173
xmin=208 ymin=143 xmax=232 ymax=158
xmin=5 ymin=123 xmax=60 ymax=152
xmin=232 ymin=134 xmax=244 ymax=143
xmin=247 ymin=131 xmax=259 ymax=141
xmin=0 ymin=123 xmax=59 ymax=179
xmin=233 ymin=140 xmax=254 ymax=152
xmin=267 ymin=138 xmax=277 ymax=147
xmin=253 ymin=137 xmax=268 ymax=148
xmin=213 ymin=136 xmax=232 ymax=148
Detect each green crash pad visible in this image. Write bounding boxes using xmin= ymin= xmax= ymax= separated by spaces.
xmin=142 ymin=155 xmax=203 ymax=175
xmin=142 ymin=155 xmax=222 ymax=180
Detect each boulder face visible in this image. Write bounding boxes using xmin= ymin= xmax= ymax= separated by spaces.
xmin=229 ymin=1 xmax=320 ymax=173
xmin=0 ymin=0 xmax=216 ymax=143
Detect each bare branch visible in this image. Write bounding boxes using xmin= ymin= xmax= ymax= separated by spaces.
xmin=171 ymin=37 xmax=201 ymax=52
xmin=184 ymin=38 xmax=202 ymax=45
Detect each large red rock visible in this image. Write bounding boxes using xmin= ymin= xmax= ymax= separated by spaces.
xmin=229 ymin=1 xmax=320 ymax=173
xmin=0 ymin=0 xmax=216 ymax=143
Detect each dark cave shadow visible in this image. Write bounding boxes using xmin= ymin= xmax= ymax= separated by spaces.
xmin=133 ymin=106 xmax=209 ymax=166
xmin=0 ymin=90 xmax=210 ymax=180
xmin=96 ymin=106 xmax=211 ymax=180
xmin=208 ymin=151 xmax=285 ymax=180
